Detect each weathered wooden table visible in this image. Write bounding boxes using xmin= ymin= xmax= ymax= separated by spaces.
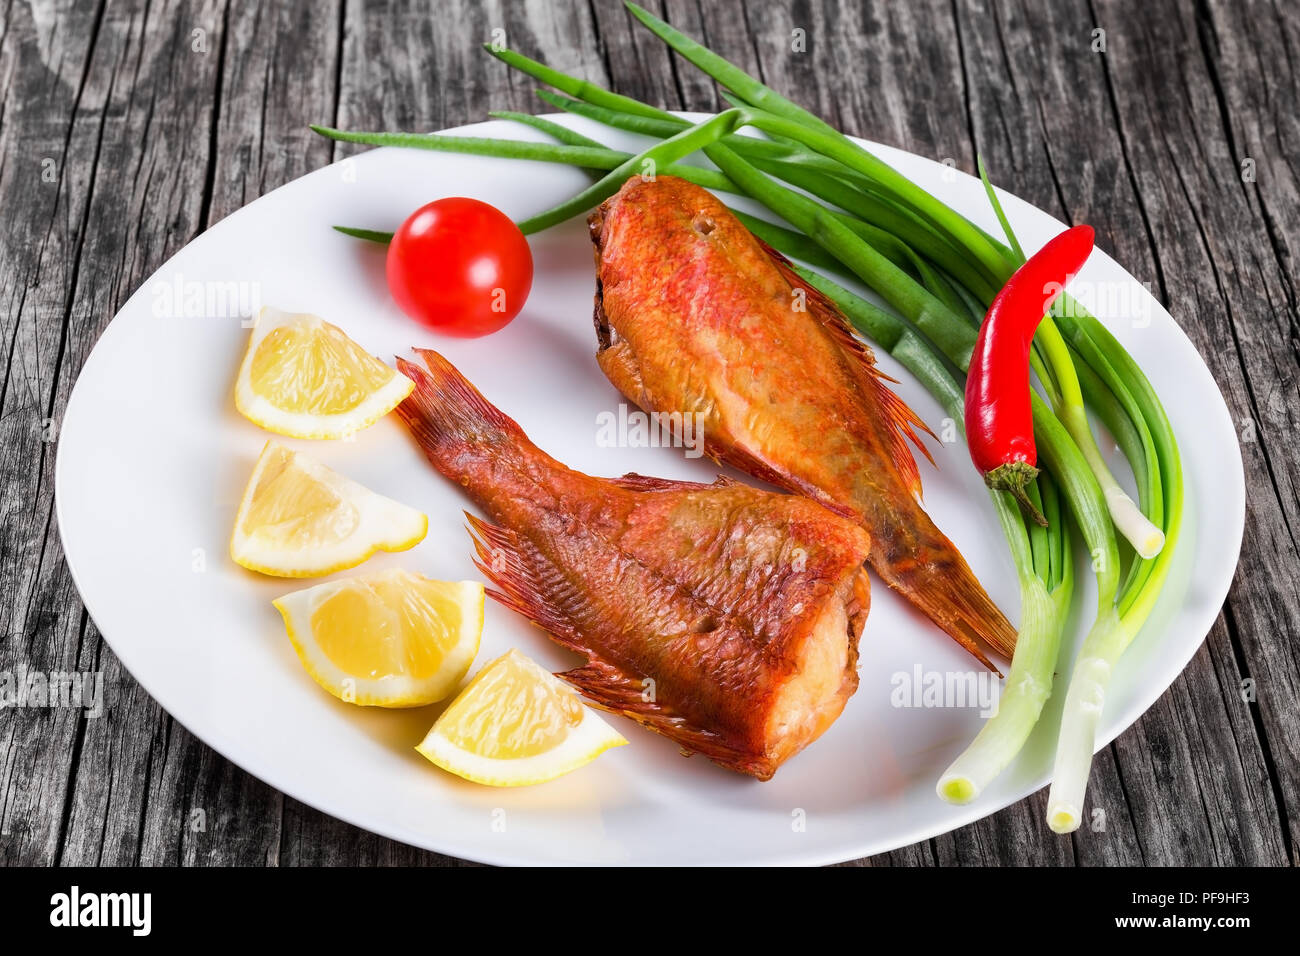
xmin=1 ymin=0 xmax=1294 ymax=866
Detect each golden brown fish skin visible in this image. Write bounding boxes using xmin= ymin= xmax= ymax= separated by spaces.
xmin=395 ymin=348 xmax=873 ymax=780
xmin=589 ymin=175 xmax=1016 ymax=669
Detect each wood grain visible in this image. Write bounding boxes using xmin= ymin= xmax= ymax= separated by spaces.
xmin=0 ymin=0 xmax=1293 ymax=866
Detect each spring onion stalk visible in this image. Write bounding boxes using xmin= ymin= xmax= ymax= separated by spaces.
xmin=1071 ymin=343 xmax=1152 ymax=513
xmin=334 ymin=225 xmax=394 ymax=244
xmin=624 ymin=2 xmax=1017 ymax=278
xmin=485 ymin=45 xmax=670 ymax=122
xmin=1029 ymin=356 xmax=1125 ymax=833
xmin=310 ymin=124 xmax=623 ymax=165
xmin=318 ymin=6 xmax=1185 ymax=832
xmin=622 ymin=1 xmax=841 ymax=137
xmin=486 ymin=110 xmax=610 ymax=180
xmin=530 ymin=88 xmax=856 ymax=176
xmin=518 ymin=109 xmax=752 ymax=232
xmin=760 ymin=158 xmax=1000 ymax=300
xmin=1054 ymin=303 xmax=1185 ymax=630
xmin=1036 ymin=318 xmax=1164 ymax=558
xmin=735 ymin=109 xmax=1016 ymax=282
xmin=487 ymin=110 xmax=608 ymax=149
xmin=938 ymin=489 xmax=1073 ymax=802
xmin=1054 ymin=303 xmax=1165 ymax=601
xmin=976 ymin=157 xmax=1025 ymax=262
xmin=311 ymin=122 xmax=741 ymax=228
xmin=493 ymin=49 xmax=869 ymax=187
xmin=1044 ymin=319 xmax=1184 ymax=833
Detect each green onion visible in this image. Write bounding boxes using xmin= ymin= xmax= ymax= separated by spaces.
xmin=311 ymin=124 xmax=737 ymax=204
xmin=1037 ymin=318 xmax=1164 ymax=558
xmin=515 ymin=109 xmax=750 ymax=233
xmin=333 ymin=225 xmax=393 ymax=244
xmin=938 ymin=492 xmax=1073 ymax=802
xmin=532 ymin=88 xmax=875 ymax=182
xmin=487 ymin=110 xmax=608 ymax=149
xmin=310 ymin=124 xmax=618 ymax=166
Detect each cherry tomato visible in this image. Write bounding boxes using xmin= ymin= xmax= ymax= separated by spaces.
xmin=386 ymin=197 xmax=533 ymax=337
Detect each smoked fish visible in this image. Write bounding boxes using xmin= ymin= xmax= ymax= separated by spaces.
xmin=589 ymin=176 xmax=1016 ymax=670
xmin=395 ymin=348 xmax=873 ymax=780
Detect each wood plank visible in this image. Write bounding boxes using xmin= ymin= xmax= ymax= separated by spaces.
xmin=334 ymin=0 xmax=606 ymax=154
xmin=1083 ymin=0 xmax=1296 ymax=864
xmin=25 ymin=0 xmax=273 ymax=866
xmin=0 ymin=0 xmax=187 ymax=866
xmin=0 ymin=0 xmax=1290 ymax=867
xmin=1195 ymin=0 xmax=1300 ymax=864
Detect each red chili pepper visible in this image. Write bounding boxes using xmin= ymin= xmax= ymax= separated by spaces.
xmin=964 ymin=224 xmax=1095 ymax=525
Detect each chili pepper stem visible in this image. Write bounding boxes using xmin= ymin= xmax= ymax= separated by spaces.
xmin=984 ymin=461 xmax=1047 ymax=526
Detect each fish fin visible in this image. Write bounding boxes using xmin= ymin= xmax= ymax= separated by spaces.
xmin=395 ymin=349 xmax=531 ymax=461
xmin=610 ymin=472 xmax=740 ymax=492
xmin=559 ymin=659 xmax=777 ymax=780
xmin=468 ymin=508 xmax=776 ymax=778
xmin=610 ymin=412 xmax=855 ymax=519
xmin=464 ymin=512 xmax=593 ymax=658
xmin=864 ymin=371 xmax=938 ymax=500
xmin=709 ymin=442 xmax=860 ymax=521
xmin=759 ymin=240 xmax=938 ymax=500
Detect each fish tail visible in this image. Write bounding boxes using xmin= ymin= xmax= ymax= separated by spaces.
xmin=872 ymin=534 xmax=1017 ymax=673
xmin=395 ymin=349 xmax=533 ymax=479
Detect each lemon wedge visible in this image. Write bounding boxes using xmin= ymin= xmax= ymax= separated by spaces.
xmin=273 ymin=569 xmax=484 ymax=707
xmin=231 ymin=441 xmax=426 ymax=577
xmin=234 ymin=306 xmax=413 ymax=439
xmin=416 ymin=649 xmax=627 ymax=786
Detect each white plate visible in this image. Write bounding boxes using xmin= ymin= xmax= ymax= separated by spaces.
xmin=56 ymin=115 xmax=1244 ymax=866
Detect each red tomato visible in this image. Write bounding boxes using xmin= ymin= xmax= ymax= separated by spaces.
xmin=386 ymin=198 xmax=533 ymax=337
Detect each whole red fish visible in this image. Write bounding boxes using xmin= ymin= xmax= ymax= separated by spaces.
xmin=396 ymin=348 xmax=873 ymax=780
xmin=589 ymin=176 xmax=1016 ymax=669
